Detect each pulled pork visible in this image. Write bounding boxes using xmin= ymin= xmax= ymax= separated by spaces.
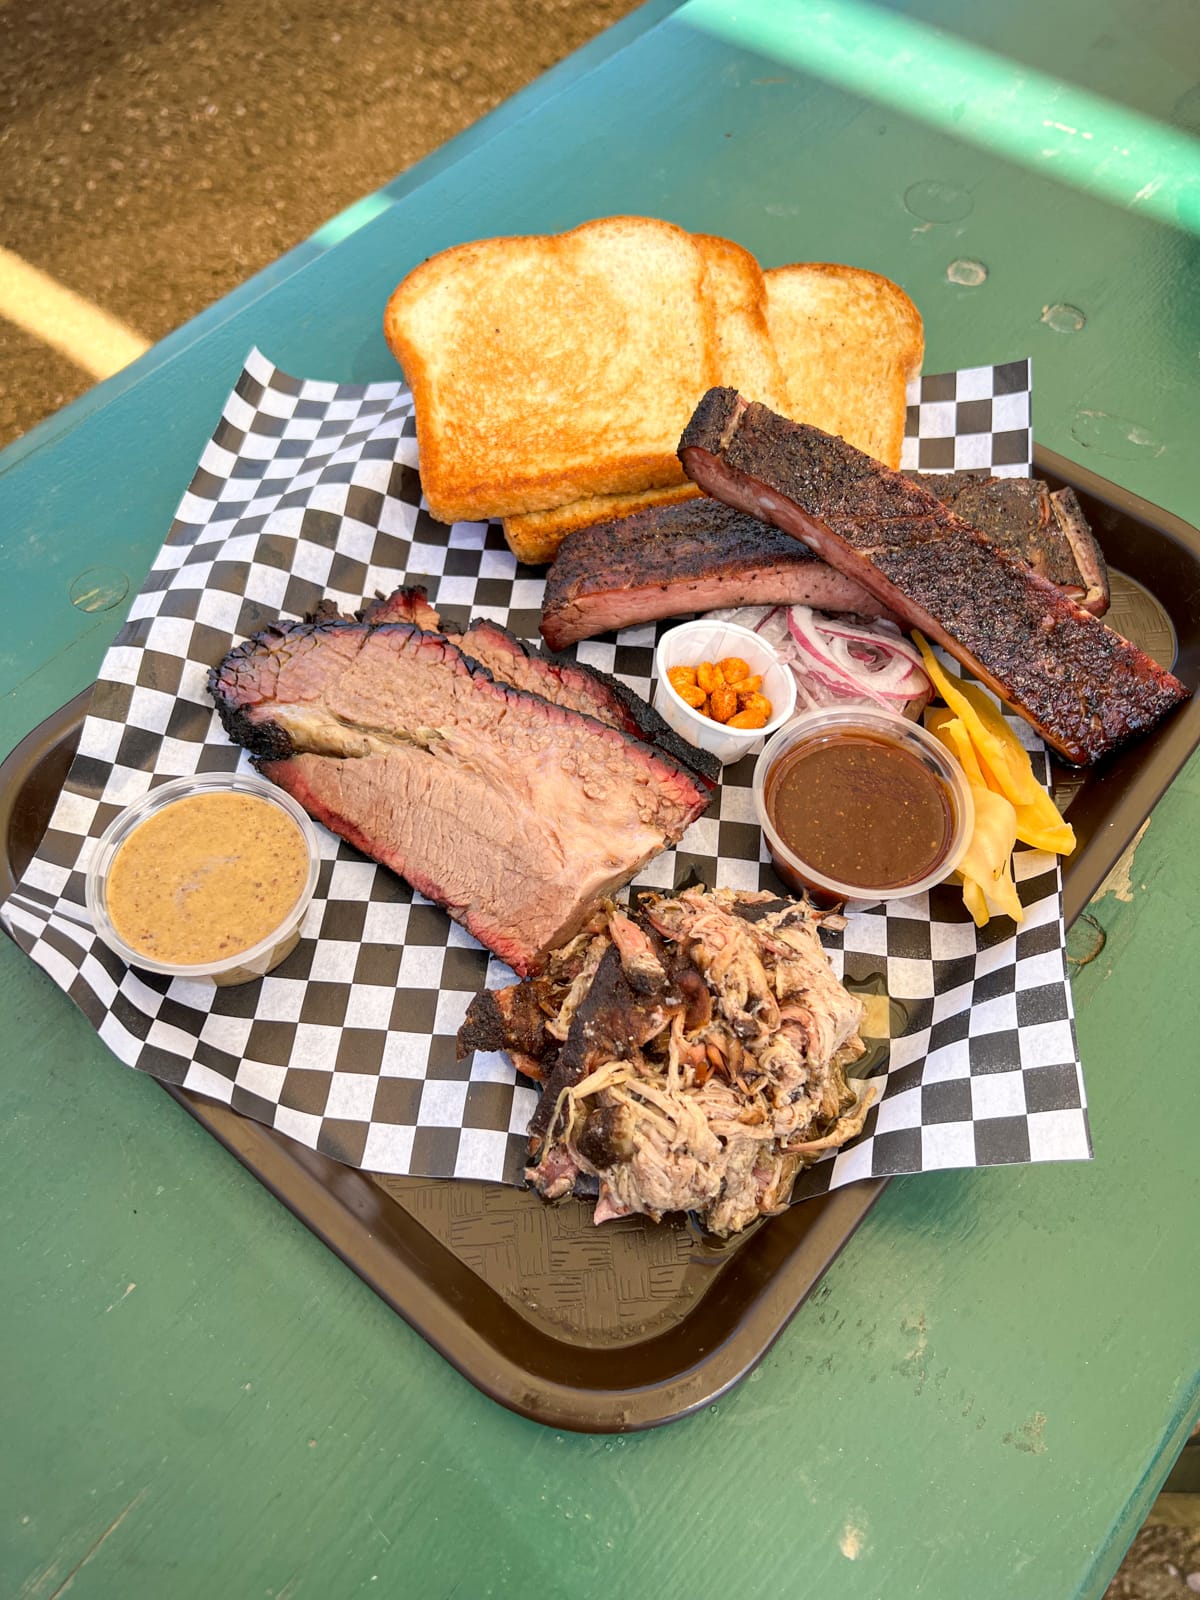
xmin=457 ymin=887 xmax=871 ymax=1236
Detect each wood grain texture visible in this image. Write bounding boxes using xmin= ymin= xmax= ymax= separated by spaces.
xmin=2 ymin=0 xmax=1199 ymax=1595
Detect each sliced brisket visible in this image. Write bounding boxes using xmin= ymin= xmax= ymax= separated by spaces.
xmin=327 ymin=586 xmax=719 ymax=785
xmin=360 ymin=585 xmax=442 ymax=630
xmin=211 ymin=621 xmax=709 ymax=974
xmin=679 ymin=389 xmax=1189 ymax=765
xmin=453 ymin=615 xmax=719 ymax=786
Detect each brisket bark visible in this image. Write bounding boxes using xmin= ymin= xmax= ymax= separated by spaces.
xmin=210 ymin=620 xmax=709 ymax=974
xmin=453 ymin=615 xmax=719 ymax=785
xmin=320 ymin=585 xmax=718 ymax=785
xmin=360 ymin=586 xmax=442 ymax=630
xmin=679 ymin=389 xmax=1189 ymax=765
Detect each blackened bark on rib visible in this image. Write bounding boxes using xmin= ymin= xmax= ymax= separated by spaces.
xmin=678 ymin=390 xmax=1190 ymax=764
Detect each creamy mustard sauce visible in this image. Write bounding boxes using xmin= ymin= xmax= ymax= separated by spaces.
xmin=106 ymin=792 xmax=309 ymax=966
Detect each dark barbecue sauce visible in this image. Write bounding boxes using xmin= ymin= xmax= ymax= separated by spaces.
xmin=765 ymin=732 xmax=954 ymax=891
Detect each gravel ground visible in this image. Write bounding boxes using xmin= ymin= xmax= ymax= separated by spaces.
xmin=1105 ymin=1520 xmax=1200 ymax=1600
xmin=1 ymin=4 xmax=1196 ymax=1590
xmin=0 ymin=0 xmax=638 ymax=446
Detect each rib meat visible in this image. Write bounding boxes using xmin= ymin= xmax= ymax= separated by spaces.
xmin=539 ymin=497 xmax=891 ymax=650
xmin=906 ymin=471 xmax=1110 ymax=615
xmin=210 ymin=621 xmax=709 ymax=974
xmin=680 ymin=389 xmax=1190 ymax=765
xmin=539 ymin=476 xmax=1109 ymax=650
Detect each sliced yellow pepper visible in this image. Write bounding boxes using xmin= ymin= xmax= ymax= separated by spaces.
xmin=961 ymin=876 xmax=991 ymax=928
xmin=1012 ymin=797 xmax=1077 ymax=855
xmin=913 ymin=632 xmax=1042 ymax=808
xmin=914 ymin=633 xmax=1075 ymax=857
xmin=925 ymin=707 xmax=984 ymax=785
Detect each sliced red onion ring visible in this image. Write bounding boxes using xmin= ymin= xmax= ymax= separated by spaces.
xmin=706 ymin=604 xmax=932 ymax=719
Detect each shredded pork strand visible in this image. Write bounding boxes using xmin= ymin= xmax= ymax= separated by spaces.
xmin=461 ymin=886 xmax=870 ymax=1236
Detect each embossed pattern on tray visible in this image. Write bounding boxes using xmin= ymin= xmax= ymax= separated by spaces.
xmin=370 ymin=1175 xmax=739 ymax=1347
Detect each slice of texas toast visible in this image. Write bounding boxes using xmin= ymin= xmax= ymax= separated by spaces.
xmin=501 ymin=233 xmax=784 ymax=564
xmin=384 ymin=216 xmax=717 ymax=524
xmin=763 ymin=263 xmax=924 ymax=469
xmin=695 ymin=233 xmax=788 ymax=412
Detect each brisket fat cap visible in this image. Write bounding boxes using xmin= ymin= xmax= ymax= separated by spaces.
xmin=210 ymin=620 xmax=710 ymax=975
xmin=678 ymin=389 xmax=1190 ymax=765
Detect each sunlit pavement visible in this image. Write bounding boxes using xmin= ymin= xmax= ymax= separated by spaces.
xmin=0 ymin=0 xmax=636 ymax=447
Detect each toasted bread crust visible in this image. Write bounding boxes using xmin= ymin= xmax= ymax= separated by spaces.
xmin=502 ymin=484 xmax=702 ymax=565
xmin=385 ymin=216 xmax=718 ymax=523
xmin=694 ymin=234 xmax=789 ymax=413
xmin=384 ymin=226 xmax=925 ymax=533
xmin=763 ymin=263 xmax=923 ymax=469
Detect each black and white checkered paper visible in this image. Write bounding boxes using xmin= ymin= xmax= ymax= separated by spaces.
xmin=1 ymin=350 xmax=1091 ymax=1194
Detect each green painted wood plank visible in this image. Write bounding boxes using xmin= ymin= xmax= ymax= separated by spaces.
xmin=687 ymin=0 xmax=1200 ymax=231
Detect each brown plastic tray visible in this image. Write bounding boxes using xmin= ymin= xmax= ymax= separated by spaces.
xmin=3 ymin=446 xmax=1199 ymax=1432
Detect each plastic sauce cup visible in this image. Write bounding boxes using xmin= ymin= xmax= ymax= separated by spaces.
xmin=85 ymin=772 xmax=321 ymax=986
xmin=752 ymin=706 xmax=975 ymax=907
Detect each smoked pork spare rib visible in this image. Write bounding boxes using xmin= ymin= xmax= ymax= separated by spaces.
xmin=679 ymin=389 xmax=1189 ymax=765
xmin=538 ymin=498 xmax=891 ymax=651
xmin=538 ymin=472 xmax=1108 ymax=652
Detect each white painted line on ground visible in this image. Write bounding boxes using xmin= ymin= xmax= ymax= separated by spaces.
xmin=0 ymin=247 xmax=150 ymax=379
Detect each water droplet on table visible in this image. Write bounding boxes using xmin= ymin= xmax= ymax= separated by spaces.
xmin=1070 ymin=410 xmax=1165 ymax=459
xmin=904 ymin=180 xmax=973 ymax=222
xmin=946 ymin=258 xmax=988 ymax=287
xmin=1172 ymin=82 xmax=1200 ymax=133
xmin=1041 ymin=303 xmax=1086 ymax=333
xmin=69 ymin=567 xmax=129 ymax=611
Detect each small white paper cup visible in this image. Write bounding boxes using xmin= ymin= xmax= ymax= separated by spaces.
xmin=653 ymin=620 xmax=797 ymax=765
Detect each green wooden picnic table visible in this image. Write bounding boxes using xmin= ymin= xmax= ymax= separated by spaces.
xmin=2 ymin=1 xmax=1198 ymax=1594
